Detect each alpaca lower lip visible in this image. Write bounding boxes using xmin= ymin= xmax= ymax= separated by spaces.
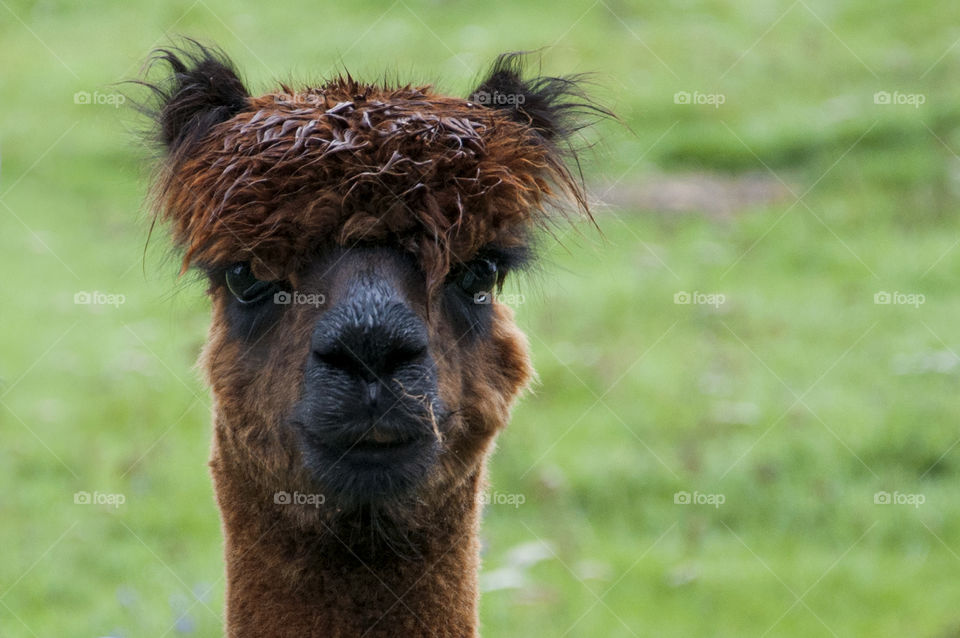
xmin=359 ymin=428 xmax=406 ymax=445
xmin=337 ymin=436 xmax=424 ymax=458
xmin=304 ymin=433 xmax=437 ymax=506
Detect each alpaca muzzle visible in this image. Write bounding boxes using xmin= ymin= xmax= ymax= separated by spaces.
xmin=291 ymin=265 xmax=443 ymax=506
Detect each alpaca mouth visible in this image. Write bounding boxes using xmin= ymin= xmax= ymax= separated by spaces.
xmin=302 ymin=430 xmax=438 ymax=506
xmin=338 ymin=430 xmax=427 ymax=457
xmin=321 ymin=419 xmax=437 ymax=459
xmin=293 ymin=408 xmax=443 ymax=507
xmin=293 ymin=399 xmax=443 ymax=469
xmin=359 ymin=427 xmax=408 ymax=445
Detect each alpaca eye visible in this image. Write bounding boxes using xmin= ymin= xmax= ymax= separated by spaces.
xmin=225 ymin=263 xmax=275 ymax=304
xmin=457 ymin=258 xmax=498 ymax=299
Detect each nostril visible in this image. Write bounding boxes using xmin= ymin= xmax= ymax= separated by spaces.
xmin=313 ymin=347 xmax=358 ymax=375
xmin=312 ymin=338 xmax=427 ymax=380
xmin=316 ymin=341 xmax=427 ymax=379
xmin=382 ymin=342 xmax=427 ymax=373
xmin=310 ymin=300 xmax=429 ymax=380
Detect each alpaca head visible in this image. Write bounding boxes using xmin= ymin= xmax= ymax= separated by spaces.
xmin=144 ymin=44 xmax=601 ymax=537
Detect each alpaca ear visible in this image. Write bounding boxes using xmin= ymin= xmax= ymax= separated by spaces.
xmin=469 ymin=53 xmax=604 ymax=142
xmin=144 ymin=42 xmax=250 ymax=151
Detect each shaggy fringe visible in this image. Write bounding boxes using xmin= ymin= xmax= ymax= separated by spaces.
xmin=136 ymin=41 xmax=609 ymax=291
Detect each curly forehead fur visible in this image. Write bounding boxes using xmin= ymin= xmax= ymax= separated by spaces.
xmin=142 ymin=43 xmax=604 ymax=285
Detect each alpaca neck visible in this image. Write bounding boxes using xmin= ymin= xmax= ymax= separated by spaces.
xmin=213 ymin=461 xmax=483 ymax=637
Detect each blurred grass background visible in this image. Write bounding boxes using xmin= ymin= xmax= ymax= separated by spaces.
xmin=2 ymin=0 xmax=960 ymax=636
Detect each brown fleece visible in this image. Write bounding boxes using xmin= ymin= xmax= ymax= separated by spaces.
xmin=142 ymin=43 xmax=603 ymax=637
xmin=203 ymin=300 xmax=531 ymax=637
xmin=154 ymin=81 xmax=584 ymax=288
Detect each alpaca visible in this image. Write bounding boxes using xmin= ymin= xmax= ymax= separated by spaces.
xmin=141 ymin=43 xmax=604 ymax=637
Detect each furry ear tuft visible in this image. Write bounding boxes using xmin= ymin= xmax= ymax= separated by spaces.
xmin=469 ymin=52 xmax=610 ymax=142
xmin=139 ymin=40 xmax=249 ymax=151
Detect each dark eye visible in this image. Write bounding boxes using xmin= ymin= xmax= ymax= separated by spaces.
xmin=456 ymin=258 xmax=498 ymax=303
xmin=225 ymin=263 xmax=276 ymax=304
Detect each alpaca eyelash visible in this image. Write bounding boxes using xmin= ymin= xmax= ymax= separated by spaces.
xmin=201 ymin=264 xmax=279 ymax=291
xmin=200 ymin=245 xmax=532 ymax=292
xmin=484 ymin=244 xmax=533 ymax=271
xmin=202 ymin=245 xmax=532 ymax=345
xmin=450 ymin=244 xmax=534 ymax=280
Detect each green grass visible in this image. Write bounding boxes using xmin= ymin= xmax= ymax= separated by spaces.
xmin=3 ymin=0 xmax=960 ymax=636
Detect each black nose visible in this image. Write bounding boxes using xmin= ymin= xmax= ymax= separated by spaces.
xmin=310 ymin=282 xmax=429 ymax=389
xmin=293 ymin=263 xmax=442 ymax=503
